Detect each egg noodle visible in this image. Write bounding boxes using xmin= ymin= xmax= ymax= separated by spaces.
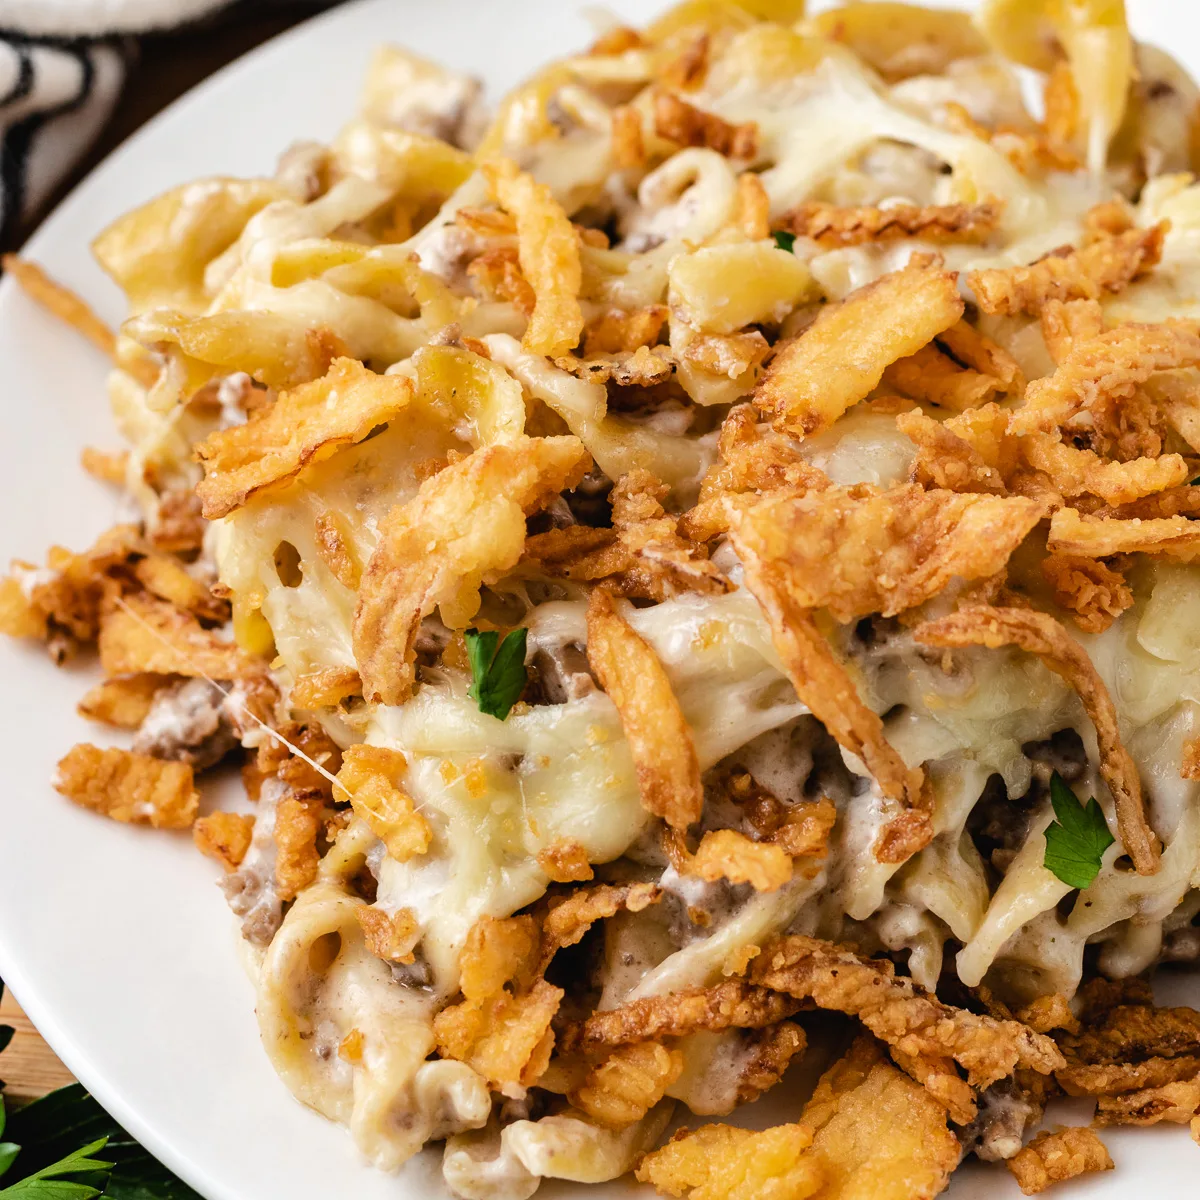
xmin=9 ymin=0 xmax=1200 ymax=1194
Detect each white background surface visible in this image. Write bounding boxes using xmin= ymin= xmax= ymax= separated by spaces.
xmin=0 ymin=2 xmax=1197 ymax=1197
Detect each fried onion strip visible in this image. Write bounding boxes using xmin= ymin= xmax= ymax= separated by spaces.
xmin=914 ymin=605 xmax=1158 ymax=874
xmin=968 ymin=223 xmax=1166 ymax=316
xmin=353 ymin=435 xmax=588 ymax=705
xmin=562 ymin=980 xmax=803 ymax=1053
xmin=754 ymin=260 xmax=963 ymax=438
xmin=586 ymin=589 xmax=703 ymax=830
xmin=782 ymin=199 xmax=1002 ymax=247
xmin=750 ymin=935 xmax=1063 ymax=1088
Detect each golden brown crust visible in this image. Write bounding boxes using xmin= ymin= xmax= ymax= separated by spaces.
xmin=1048 ymin=506 xmax=1200 ymax=560
xmin=1013 ymin=320 xmax=1200 ymax=438
xmin=582 ymin=306 xmax=668 ymax=356
xmin=1007 ymin=1127 xmax=1113 ymax=1194
xmin=882 ymin=342 xmax=1004 ymax=412
xmin=969 ymin=223 xmax=1166 ymax=317
xmin=686 ymin=828 xmax=794 ymax=892
xmin=335 ymin=744 xmax=431 ymax=862
xmin=732 ymin=1021 xmax=807 ymax=1106
xmin=483 ymin=157 xmax=583 ymax=357
xmin=783 ymin=199 xmax=1002 ymax=247
xmin=1094 ymin=1076 xmax=1200 ymax=1125
xmin=193 ymin=812 xmax=255 ymax=871
xmin=313 ymin=510 xmax=361 ymax=591
xmin=586 ymin=589 xmax=703 ymax=830
xmin=98 ymin=591 xmax=260 ymax=681
xmin=290 ymin=665 xmax=362 ymax=710
xmin=653 ymin=91 xmax=758 ymax=158
xmin=77 ymin=673 xmax=170 ymax=728
xmin=195 ymin=359 xmax=414 ymax=519
xmin=753 ymin=260 xmax=963 ymax=438
xmin=750 ymin=936 xmax=1064 ymax=1088
xmin=356 ymin=904 xmax=420 ymax=963
xmin=537 ymin=838 xmax=595 ymax=883
xmin=274 ymin=793 xmax=323 ymax=900
xmin=610 ymin=105 xmax=646 ymax=170
xmin=730 ymin=483 xmax=1043 ymax=622
xmin=888 ymin=1046 xmax=977 ymax=1124
xmin=55 ymin=744 xmax=198 ymax=829
xmin=732 ymin=538 xmax=924 ymax=824
xmin=1183 ymin=736 xmax=1200 ymax=781
xmin=569 ymin=1041 xmax=683 ymax=1128
xmin=734 ymin=172 xmax=771 ymax=241
xmin=798 ymin=1036 xmax=961 ymax=1195
xmin=542 ymin=881 xmax=663 ymax=959
xmin=1057 ymin=1055 xmax=1200 ymax=1097
xmin=352 ymin=436 xmax=588 ymax=705
xmin=635 ymin=1119 xmax=820 ymax=1200
xmin=563 ymin=980 xmax=803 ymax=1052
xmin=1040 ymin=553 xmax=1133 ymax=634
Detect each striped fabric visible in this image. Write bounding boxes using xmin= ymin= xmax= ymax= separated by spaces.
xmin=0 ymin=0 xmax=335 ymax=244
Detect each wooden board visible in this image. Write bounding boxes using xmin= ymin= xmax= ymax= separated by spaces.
xmin=1 ymin=989 xmax=76 ymax=1104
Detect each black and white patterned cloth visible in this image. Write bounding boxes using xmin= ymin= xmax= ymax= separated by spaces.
xmin=0 ymin=0 xmax=334 ymax=243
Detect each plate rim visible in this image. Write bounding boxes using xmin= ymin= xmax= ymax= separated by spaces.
xmin=0 ymin=3 xmax=383 ymax=1195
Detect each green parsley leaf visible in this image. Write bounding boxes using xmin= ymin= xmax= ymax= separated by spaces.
xmin=0 ymin=1183 xmax=103 ymax=1200
xmin=465 ymin=628 xmax=528 ymax=720
xmin=1043 ymin=771 xmax=1115 ymax=890
xmin=3 ymin=1087 xmax=198 ymax=1200
xmin=771 ymin=230 xmax=796 ymax=252
xmin=0 ymin=1145 xmax=18 ymax=1180
xmin=0 ymin=1137 xmax=111 ymax=1199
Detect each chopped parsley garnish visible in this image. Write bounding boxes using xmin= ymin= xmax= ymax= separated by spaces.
xmin=465 ymin=628 xmax=528 ymax=720
xmin=1043 ymin=771 xmax=1115 ymax=890
xmin=771 ymin=229 xmax=796 ymax=253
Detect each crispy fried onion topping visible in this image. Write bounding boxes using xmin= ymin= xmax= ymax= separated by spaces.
xmin=882 ymin=343 xmax=1005 ymax=412
xmin=1020 ymin=433 xmax=1188 ymax=505
xmin=542 ymin=881 xmax=663 ymax=961
xmin=54 ymin=743 xmax=198 ymax=829
xmin=680 ymin=404 xmax=829 ymax=541
xmin=636 ymin=1036 xmax=960 ymax=1200
xmin=754 ymin=259 xmax=963 ymax=438
xmin=1006 ymin=1127 xmax=1113 ymax=1195
xmin=193 ymin=811 xmax=255 ymax=871
xmin=730 ymin=531 xmax=926 ymax=850
xmin=730 ymin=484 xmax=1043 ymax=622
xmin=99 ymin=591 xmax=260 ymax=681
xmin=525 ymin=469 xmax=729 ymax=600
xmin=1041 ymin=553 xmax=1133 ymax=634
xmin=783 ymin=199 xmax=1002 ymax=247
xmin=586 ymin=589 xmax=703 ymax=831
xmin=352 ymin=435 xmax=589 ymax=705
xmin=334 ymin=744 xmax=431 ymax=863
xmin=652 ymin=91 xmax=758 ymax=158
xmin=1048 ymin=506 xmax=1200 ymax=561
xmin=914 ymin=605 xmax=1159 ymax=875
xmin=1012 ymin=320 xmax=1200 ymax=437
xmin=433 ymin=913 xmax=562 ymax=1095
xmin=561 ymin=980 xmax=803 ymax=1053
xmin=569 ymin=1042 xmax=684 ymax=1130
xmin=750 ymin=936 xmax=1064 ymax=1089
xmin=195 ymin=358 xmax=413 ymax=518
xmin=635 ymin=1119 xmax=822 ymax=1200
xmin=968 ymin=222 xmax=1166 ymax=316
xmin=483 ymin=157 xmax=584 ymax=357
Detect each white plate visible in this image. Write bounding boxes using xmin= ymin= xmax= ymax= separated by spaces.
xmin=1 ymin=1 xmax=1198 ymax=1197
